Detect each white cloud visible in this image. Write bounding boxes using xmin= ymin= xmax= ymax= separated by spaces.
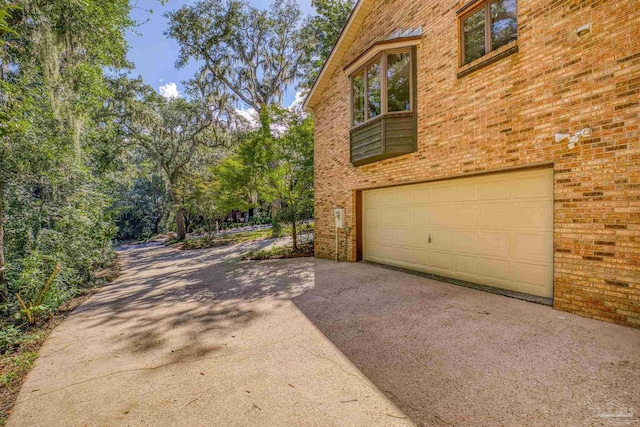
xmin=235 ymin=107 xmax=259 ymax=129
xmin=159 ymin=82 xmax=180 ymax=99
xmin=289 ymin=90 xmax=306 ymax=109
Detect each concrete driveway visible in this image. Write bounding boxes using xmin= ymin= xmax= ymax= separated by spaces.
xmin=8 ymin=242 xmax=411 ymax=427
xmin=8 ymin=242 xmax=640 ymax=426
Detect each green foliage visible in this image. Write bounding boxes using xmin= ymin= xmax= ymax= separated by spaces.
xmin=167 ymin=0 xmax=306 ymax=115
xmin=0 ymin=0 xmax=137 ymax=319
xmin=300 ymin=0 xmax=355 ymax=89
xmin=122 ymin=88 xmax=235 ymax=240
xmin=0 ymin=325 xmax=24 ymax=353
xmin=212 ymin=107 xmax=314 ymax=250
xmin=113 ymin=174 xmax=170 ymax=241
xmin=242 ymin=241 xmax=314 ymax=261
xmin=179 ymin=228 xmax=272 ymax=250
xmin=262 ymin=109 xmax=314 ymax=249
xmin=1 ymin=351 xmax=37 ymax=387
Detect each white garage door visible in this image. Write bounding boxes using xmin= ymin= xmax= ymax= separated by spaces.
xmin=363 ymin=168 xmax=554 ymax=298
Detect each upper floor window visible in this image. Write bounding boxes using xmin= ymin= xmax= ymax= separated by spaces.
xmin=351 ymin=48 xmax=414 ymax=127
xmin=460 ymin=0 xmax=517 ymax=66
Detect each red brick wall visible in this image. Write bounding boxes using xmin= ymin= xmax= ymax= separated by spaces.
xmin=312 ymin=0 xmax=640 ymax=327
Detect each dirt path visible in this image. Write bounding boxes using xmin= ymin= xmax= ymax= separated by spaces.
xmin=7 ymin=242 xmax=411 ymax=427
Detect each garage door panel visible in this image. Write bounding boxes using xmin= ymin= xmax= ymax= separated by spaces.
xmin=511 ymin=202 xmax=553 ymax=229
xmin=409 ymin=228 xmax=431 ymax=248
xmin=455 ymin=255 xmax=478 ymax=275
xmin=511 ymin=233 xmax=552 ymax=260
xmin=512 ymin=262 xmax=553 ymax=298
xmin=454 ymin=231 xmax=478 ymax=251
xmin=431 ymin=229 xmax=453 ymax=249
xmin=364 ymin=208 xmax=379 ymax=226
xmin=411 ymin=206 xmax=429 ymax=225
xmin=393 ymin=227 xmax=415 ymax=246
xmin=511 ymin=171 xmax=553 ymax=199
xmin=367 ymin=243 xmax=411 ymax=263
xmin=377 ymin=207 xmax=398 ymax=225
xmin=411 ymin=248 xmax=431 ymax=266
xmin=479 ymin=178 xmax=510 ymax=200
xmin=455 ymin=182 xmax=479 ymax=202
xmin=431 ymin=206 xmax=453 ymax=225
xmin=479 ymin=204 xmax=510 ymax=228
xmin=478 ymin=257 xmax=510 ymax=281
xmin=430 ymin=251 xmax=452 ymax=271
xmin=413 ymin=188 xmax=431 ymax=205
xmin=432 ymin=184 xmax=453 ymax=203
xmin=364 ymin=226 xmax=386 ymax=244
xmin=366 ymin=191 xmax=392 ymax=208
xmin=395 ymin=189 xmax=414 ymax=205
xmin=454 ymin=206 xmax=479 ymax=226
xmin=363 ymin=168 xmax=553 ymax=299
xmin=479 ymin=232 xmax=510 ymax=255
xmin=396 ymin=208 xmax=412 ymax=224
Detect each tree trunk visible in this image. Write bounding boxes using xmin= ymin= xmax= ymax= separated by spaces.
xmin=291 ymin=217 xmax=298 ymax=251
xmin=153 ymin=216 xmax=160 ymax=235
xmin=176 ymin=206 xmax=186 ymax=240
xmin=0 ymin=182 xmax=7 ymax=302
xmin=170 ymin=184 xmax=186 ymax=241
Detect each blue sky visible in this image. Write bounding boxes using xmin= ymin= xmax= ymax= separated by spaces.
xmin=126 ymin=0 xmax=314 ymax=107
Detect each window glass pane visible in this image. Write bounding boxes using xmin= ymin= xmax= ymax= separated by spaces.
xmin=463 ymin=7 xmax=486 ymax=65
xmin=352 ymin=71 xmax=365 ymax=126
xmin=387 ymin=51 xmax=411 ymax=112
xmin=367 ymin=60 xmax=381 ymax=119
xmin=491 ymin=0 xmax=517 ymax=50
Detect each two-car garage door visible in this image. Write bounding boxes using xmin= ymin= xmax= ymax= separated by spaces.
xmin=363 ymin=168 xmax=553 ymax=298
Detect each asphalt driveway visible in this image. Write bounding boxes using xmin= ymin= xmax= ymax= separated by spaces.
xmin=295 ymin=261 xmax=640 ymax=427
xmin=8 ymin=241 xmax=640 ymax=426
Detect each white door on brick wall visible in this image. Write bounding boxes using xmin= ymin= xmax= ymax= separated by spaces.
xmin=362 ymin=168 xmax=554 ymax=298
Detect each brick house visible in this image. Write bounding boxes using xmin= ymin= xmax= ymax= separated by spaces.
xmin=304 ymin=0 xmax=639 ymax=327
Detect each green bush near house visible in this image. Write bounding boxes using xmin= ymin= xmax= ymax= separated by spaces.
xmin=243 ymin=241 xmax=314 ymax=261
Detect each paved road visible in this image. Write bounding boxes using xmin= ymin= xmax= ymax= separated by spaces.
xmin=8 ymin=241 xmax=411 ymax=427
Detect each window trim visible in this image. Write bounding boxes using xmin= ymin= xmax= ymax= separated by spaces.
xmin=350 ymin=48 xmax=415 ymax=129
xmin=458 ymin=0 xmax=517 ymax=67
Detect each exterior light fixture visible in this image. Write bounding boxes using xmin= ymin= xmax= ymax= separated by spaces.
xmin=555 ymin=128 xmax=593 ymax=149
xmin=576 ymin=23 xmax=592 ymax=37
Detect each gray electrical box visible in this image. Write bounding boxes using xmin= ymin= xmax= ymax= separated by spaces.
xmin=334 ymin=208 xmax=344 ymax=229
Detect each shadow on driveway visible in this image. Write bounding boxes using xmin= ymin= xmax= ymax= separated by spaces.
xmin=80 ymin=240 xmax=312 ymax=363
xmin=9 ymin=241 xmax=639 ymax=427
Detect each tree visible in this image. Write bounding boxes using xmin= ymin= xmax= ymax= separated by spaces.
xmin=181 ymin=168 xmax=229 ymax=240
xmin=0 ymin=0 xmax=136 ymax=314
xmin=300 ymin=0 xmax=355 ymax=89
xmin=261 ymin=109 xmax=314 ymax=250
xmin=166 ymin=0 xmax=306 ymax=119
xmin=219 ymin=107 xmax=314 ymax=250
xmin=113 ymin=174 xmax=170 ymax=241
xmin=125 ymin=93 xmax=234 ymax=240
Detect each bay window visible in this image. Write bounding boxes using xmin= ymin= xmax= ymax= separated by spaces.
xmin=349 ymin=47 xmax=417 ymax=166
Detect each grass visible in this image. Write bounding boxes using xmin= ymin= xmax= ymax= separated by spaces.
xmin=1 ymin=322 xmax=55 ymax=425
xmin=176 ymin=221 xmax=314 ymax=251
xmin=0 ymin=257 xmax=121 ymax=425
xmin=242 ymin=241 xmax=314 ymax=261
xmin=177 ymin=228 xmax=274 ymax=250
